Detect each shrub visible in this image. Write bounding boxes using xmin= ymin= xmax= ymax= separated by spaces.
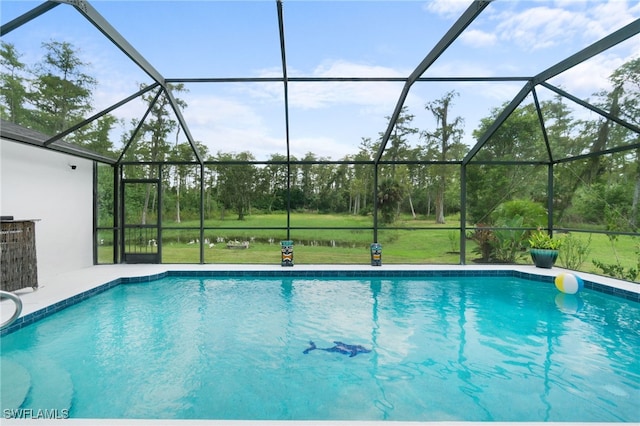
xmin=471 ymin=224 xmax=495 ymax=262
xmin=558 ymin=233 xmax=591 ymax=270
xmin=491 ymin=199 xmax=547 ymax=228
xmin=592 ymin=260 xmax=638 ymax=282
xmin=491 ymin=216 xmax=527 ymax=263
xmin=592 ymin=237 xmax=639 ymax=282
xmin=448 ymin=230 xmax=460 ymax=253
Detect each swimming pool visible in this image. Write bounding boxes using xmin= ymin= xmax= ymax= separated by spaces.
xmin=1 ymin=271 xmax=639 ymax=422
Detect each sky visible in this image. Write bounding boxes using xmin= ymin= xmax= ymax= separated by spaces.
xmin=1 ymin=0 xmax=639 ymax=160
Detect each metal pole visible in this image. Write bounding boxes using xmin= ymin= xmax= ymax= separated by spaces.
xmin=373 ymin=163 xmax=379 ymax=243
xmin=93 ymin=161 xmax=98 ymax=265
xmin=117 ymin=165 xmax=123 ymax=263
xmin=200 ymin=163 xmax=205 ymax=264
xmin=548 ymin=163 xmax=554 ymax=236
xmin=460 ymin=163 xmax=467 ymax=265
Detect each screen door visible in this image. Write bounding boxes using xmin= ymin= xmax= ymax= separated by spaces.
xmin=121 ymin=179 xmax=161 ymax=263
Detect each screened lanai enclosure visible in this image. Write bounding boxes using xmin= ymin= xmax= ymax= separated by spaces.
xmin=1 ymin=1 xmax=639 ymax=279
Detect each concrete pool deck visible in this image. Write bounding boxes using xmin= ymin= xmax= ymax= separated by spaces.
xmin=1 ymin=264 xmax=638 ymax=426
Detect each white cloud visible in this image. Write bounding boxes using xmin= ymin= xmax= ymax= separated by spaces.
xmin=108 ymin=59 xmax=410 ymax=160
xmin=423 ymin=0 xmax=470 ymax=19
xmin=199 ymin=126 xmax=285 ymax=159
xmin=549 ymin=52 xmax=626 ymax=98
xmin=288 ymin=79 xmax=403 ymax=110
xmin=490 ymin=0 xmax=639 ymax=53
xmin=585 ymin=0 xmax=640 ymax=39
xmin=256 ymin=60 xmax=406 ymax=110
xmin=312 ymin=60 xmax=406 ymax=79
xmin=459 ymin=29 xmax=497 ymax=48
xmin=537 ymin=0 xmax=640 ymax=98
xmin=289 ymin=135 xmax=354 ymax=160
xmin=426 ymin=60 xmax=498 ymax=78
xmin=496 ymin=6 xmax=591 ymax=51
xmin=180 ymin=95 xmax=285 ymax=158
xmin=185 ymin=96 xmax=265 ymax=129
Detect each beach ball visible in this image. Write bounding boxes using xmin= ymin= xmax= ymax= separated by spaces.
xmin=554 ymin=273 xmax=584 ymax=294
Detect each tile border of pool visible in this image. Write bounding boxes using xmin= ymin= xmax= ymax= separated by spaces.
xmin=2 ymin=264 xmax=638 ymax=337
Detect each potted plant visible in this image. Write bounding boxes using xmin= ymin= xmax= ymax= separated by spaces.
xmin=528 ymin=229 xmax=563 ymax=268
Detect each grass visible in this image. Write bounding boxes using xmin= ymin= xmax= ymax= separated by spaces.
xmin=568 ymin=232 xmax=638 ymax=279
xmin=97 ymin=212 xmax=638 ymax=282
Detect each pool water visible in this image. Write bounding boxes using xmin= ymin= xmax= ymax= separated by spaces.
xmin=1 ymin=275 xmax=639 ymax=421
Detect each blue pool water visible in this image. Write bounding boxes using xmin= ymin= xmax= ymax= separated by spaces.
xmin=1 ymin=275 xmax=639 ymax=421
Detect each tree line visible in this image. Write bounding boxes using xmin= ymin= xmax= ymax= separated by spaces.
xmin=1 ymin=40 xmax=638 ymax=232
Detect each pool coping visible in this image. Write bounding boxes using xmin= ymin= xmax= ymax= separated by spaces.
xmin=2 ymin=263 xmax=638 ymax=337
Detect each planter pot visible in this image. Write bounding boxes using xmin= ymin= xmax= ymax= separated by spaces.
xmin=530 ymin=248 xmax=559 ymax=268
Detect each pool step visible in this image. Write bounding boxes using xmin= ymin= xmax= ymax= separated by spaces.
xmin=21 ymin=353 xmax=74 ymax=414
xmin=0 ymin=358 xmax=31 ymax=410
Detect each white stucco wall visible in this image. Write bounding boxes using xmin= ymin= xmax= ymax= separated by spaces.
xmin=1 ymin=138 xmax=94 ymax=281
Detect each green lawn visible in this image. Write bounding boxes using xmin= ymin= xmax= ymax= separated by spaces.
xmin=97 ymin=212 xmax=638 ymax=282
